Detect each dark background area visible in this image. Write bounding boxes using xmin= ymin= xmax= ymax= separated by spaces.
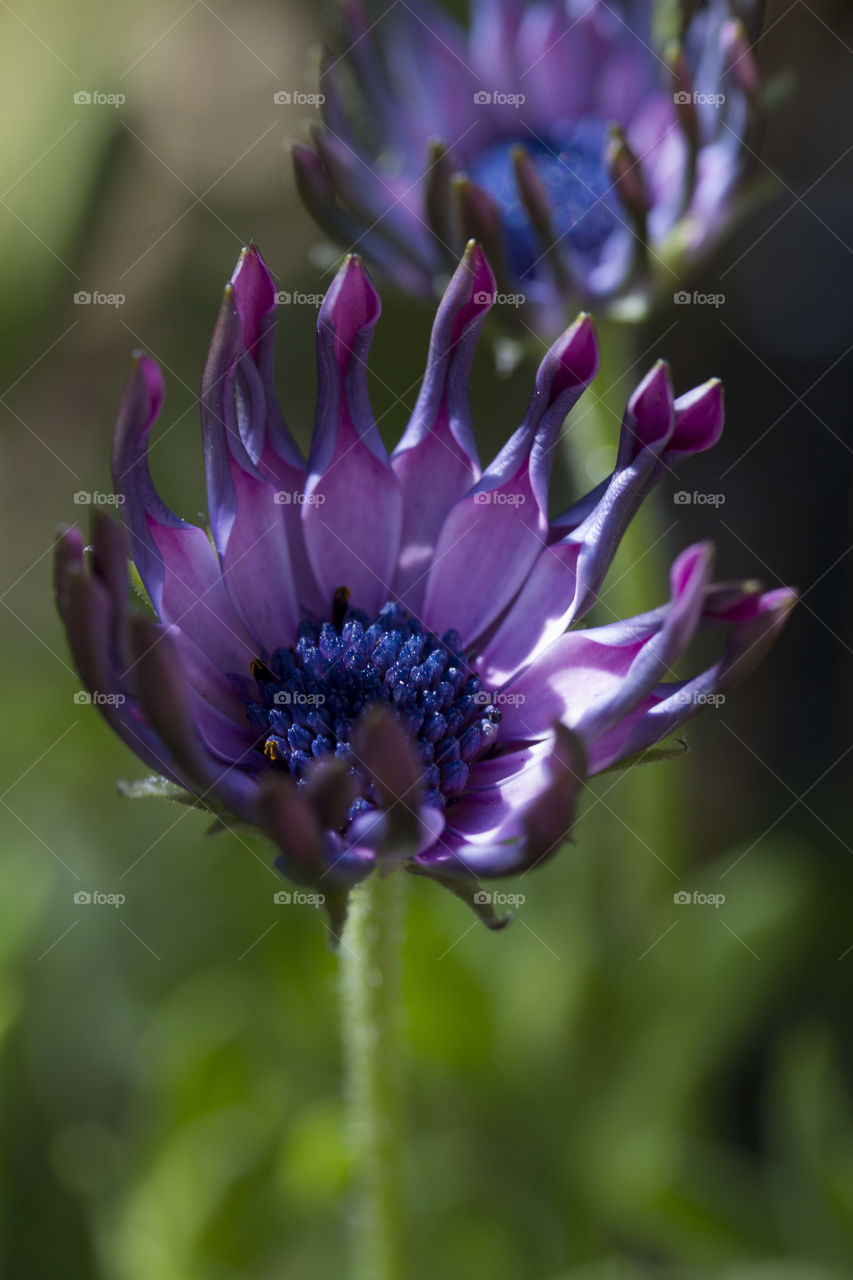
xmin=0 ymin=1 xmax=850 ymax=1276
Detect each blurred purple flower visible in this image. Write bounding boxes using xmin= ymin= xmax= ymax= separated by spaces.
xmin=55 ymin=242 xmax=792 ymax=930
xmin=294 ymin=0 xmax=761 ymax=331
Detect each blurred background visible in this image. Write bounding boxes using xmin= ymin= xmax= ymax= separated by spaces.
xmin=0 ymin=1 xmax=851 ymax=1277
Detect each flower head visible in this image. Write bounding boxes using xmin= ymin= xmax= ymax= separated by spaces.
xmin=294 ymin=0 xmax=761 ymax=331
xmin=55 ymin=242 xmax=793 ymax=933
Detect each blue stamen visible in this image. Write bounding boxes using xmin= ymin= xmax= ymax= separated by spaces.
xmin=247 ymin=599 xmax=502 ymax=822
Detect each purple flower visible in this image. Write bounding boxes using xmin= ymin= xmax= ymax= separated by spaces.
xmin=55 ymin=242 xmax=793 ymax=931
xmin=294 ymin=0 xmax=760 ymax=331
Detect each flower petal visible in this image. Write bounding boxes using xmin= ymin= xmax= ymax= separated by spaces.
xmin=478 ymin=370 xmax=724 ymax=683
xmin=261 ymin=772 xmax=375 ymax=890
xmin=302 ymin=257 xmax=404 ymax=615
xmin=391 ymin=241 xmax=494 ymax=612
xmin=201 ymin=245 xmax=320 ymax=648
xmin=497 ymin=542 xmax=712 ymax=743
xmin=418 ymin=724 xmax=585 ymax=875
xmin=127 ymin=615 xmax=260 ymax=819
xmin=587 ymin=586 xmax=797 ymax=772
xmin=111 ymin=354 xmax=257 ymax=673
xmin=422 ymin=311 xmax=598 ymax=642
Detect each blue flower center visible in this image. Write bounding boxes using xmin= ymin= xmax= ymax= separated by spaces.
xmin=468 ymin=119 xmax=621 ymax=280
xmin=247 ymin=598 xmax=500 ymax=823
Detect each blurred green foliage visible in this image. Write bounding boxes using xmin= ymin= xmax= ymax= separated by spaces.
xmin=0 ymin=2 xmax=850 ymax=1278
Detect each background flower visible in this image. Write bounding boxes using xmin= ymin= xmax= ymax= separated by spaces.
xmin=294 ymin=0 xmax=763 ymax=332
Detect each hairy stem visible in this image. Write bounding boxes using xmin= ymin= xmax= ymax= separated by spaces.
xmin=341 ymin=871 xmax=406 ymax=1280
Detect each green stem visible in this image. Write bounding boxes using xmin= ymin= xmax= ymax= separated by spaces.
xmin=341 ymin=871 xmax=406 ymax=1280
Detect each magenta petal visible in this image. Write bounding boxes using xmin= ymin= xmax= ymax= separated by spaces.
xmin=668 ymin=378 xmax=725 ymax=461
xmin=589 ymin=587 xmax=797 ymax=772
xmin=573 ymin=542 xmax=711 ymax=740
xmin=261 ymin=774 xmax=375 ymax=890
xmin=480 ymin=363 xmax=711 ymax=682
xmin=422 ymin=312 xmax=598 ymax=643
xmin=497 ymin=543 xmax=712 ymax=743
xmin=616 ymin=360 xmax=676 ymax=467
xmin=112 ymin=355 xmax=257 ymax=674
xmin=202 ymin=248 xmax=320 ymax=648
xmin=391 ymin=243 xmax=493 ymax=611
xmin=438 ymin=725 xmax=584 ymax=870
xmin=128 ymin=617 xmax=260 ymax=819
xmin=63 ymin=563 xmax=184 ymax=783
xmin=302 ymin=257 xmax=403 ymax=614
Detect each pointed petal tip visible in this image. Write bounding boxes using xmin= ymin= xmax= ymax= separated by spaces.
xmin=625 ymin=359 xmax=675 ymax=452
xmin=672 ymin=377 xmax=725 ymax=453
xmin=455 ymin=239 xmax=497 ymax=308
xmin=764 ymin=586 xmax=798 ymax=616
xmin=547 ymin=311 xmax=600 ymax=394
xmin=671 ymin=540 xmax=714 ymax=597
xmin=228 ymin=239 xmax=277 ymax=335
xmin=126 ymin=351 xmax=164 ymax=417
xmin=322 ymin=252 xmax=381 ymax=336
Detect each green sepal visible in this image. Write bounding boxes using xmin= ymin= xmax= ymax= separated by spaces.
xmin=598 ymin=737 xmax=688 ymax=774
xmin=407 ymin=865 xmax=514 ymax=930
